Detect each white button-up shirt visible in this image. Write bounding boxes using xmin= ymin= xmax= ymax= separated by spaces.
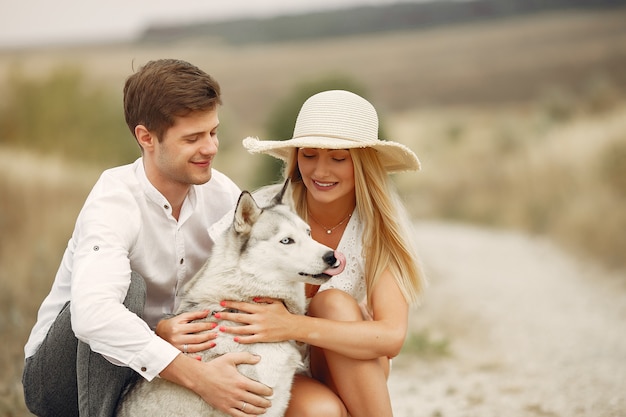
xmin=24 ymin=158 xmax=240 ymax=381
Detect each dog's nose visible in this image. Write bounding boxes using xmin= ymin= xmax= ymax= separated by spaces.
xmin=322 ymin=250 xmax=346 ymax=276
xmin=323 ymin=251 xmax=337 ymax=267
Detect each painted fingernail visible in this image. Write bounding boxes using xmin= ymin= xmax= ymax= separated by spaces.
xmin=210 ymin=322 xmax=217 ymax=329
xmin=234 ymin=337 xmax=239 ymax=343
xmin=220 ymin=301 xmax=226 ymax=307
xmin=253 ymin=297 xmax=261 ymax=302
xmin=219 ymin=326 xmax=226 ymax=332
xmin=213 ymin=313 xmax=221 ymax=319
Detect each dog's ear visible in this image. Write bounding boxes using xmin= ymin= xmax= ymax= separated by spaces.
xmin=233 ymin=191 xmax=262 ymax=234
xmin=271 ymin=178 xmax=294 ymax=209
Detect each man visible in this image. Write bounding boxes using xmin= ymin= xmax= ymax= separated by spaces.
xmin=22 ymin=59 xmax=272 ymax=417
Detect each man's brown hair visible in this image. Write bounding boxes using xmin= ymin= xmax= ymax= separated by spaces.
xmin=123 ymin=59 xmax=222 ymax=142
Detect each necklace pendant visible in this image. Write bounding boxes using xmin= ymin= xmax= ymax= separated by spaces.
xmin=326 ymin=230 xmax=332 ymax=234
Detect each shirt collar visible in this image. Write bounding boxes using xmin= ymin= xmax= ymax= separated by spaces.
xmin=133 ymin=158 xmax=198 ymax=220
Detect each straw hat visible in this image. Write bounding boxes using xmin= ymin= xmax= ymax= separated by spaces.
xmin=242 ymin=90 xmax=420 ymax=173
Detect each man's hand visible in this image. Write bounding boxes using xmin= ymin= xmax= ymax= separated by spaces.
xmin=159 ymin=352 xmax=273 ymax=416
xmin=156 ymin=311 xmax=217 ymax=354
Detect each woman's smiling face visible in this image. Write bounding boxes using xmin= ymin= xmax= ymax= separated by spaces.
xmin=297 ymin=148 xmax=356 ymax=205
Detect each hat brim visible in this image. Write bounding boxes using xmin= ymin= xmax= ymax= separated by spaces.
xmin=243 ymin=136 xmax=420 ymax=173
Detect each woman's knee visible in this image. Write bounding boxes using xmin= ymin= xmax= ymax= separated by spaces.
xmin=308 ymin=289 xmax=361 ymax=321
xmin=287 ymin=375 xmax=347 ymax=417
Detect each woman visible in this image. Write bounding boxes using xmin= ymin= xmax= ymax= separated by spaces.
xmin=220 ymin=90 xmax=426 ymax=416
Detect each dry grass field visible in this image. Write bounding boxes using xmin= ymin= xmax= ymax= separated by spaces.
xmin=1 ymin=7 xmax=625 ymax=416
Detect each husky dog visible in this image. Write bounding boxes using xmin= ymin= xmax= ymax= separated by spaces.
xmin=117 ymin=181 xmax=345 ymax=417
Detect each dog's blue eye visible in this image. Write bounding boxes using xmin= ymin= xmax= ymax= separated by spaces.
xmin=280 ymin=237 xmax=294 ymax=244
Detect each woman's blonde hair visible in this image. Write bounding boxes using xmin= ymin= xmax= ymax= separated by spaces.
xmin=283 ymin=148 xmax=425 ymax=305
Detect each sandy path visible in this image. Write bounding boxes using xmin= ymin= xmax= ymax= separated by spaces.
xmin=389 ymin=222 xmax=626 ymax=417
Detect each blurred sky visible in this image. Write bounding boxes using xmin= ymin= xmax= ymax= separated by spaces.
xmin=0 ymin=0 xmax=425 ymax=48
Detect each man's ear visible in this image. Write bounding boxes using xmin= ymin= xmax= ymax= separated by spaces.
xmin=135 ymin=125 xmax=155 ymax=151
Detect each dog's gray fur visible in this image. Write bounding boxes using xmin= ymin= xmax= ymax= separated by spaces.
xmin=117 ymin=181 xmax=342 ymax=417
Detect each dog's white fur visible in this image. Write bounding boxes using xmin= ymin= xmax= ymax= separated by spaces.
xmin=117 ymin=181 xmax=343 ymax=417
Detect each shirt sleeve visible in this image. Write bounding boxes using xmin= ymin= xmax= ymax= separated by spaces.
xmin=69 ymin=187 xmax=178 ymax=381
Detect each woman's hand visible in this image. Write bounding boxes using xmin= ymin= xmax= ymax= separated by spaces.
xmin=216 ymin=298 xmax=294 ymax=344
xmin=156 ymin=310 xmax=218 ymax=354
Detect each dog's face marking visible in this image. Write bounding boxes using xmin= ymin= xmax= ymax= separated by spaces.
xmin=241 ymin=202 xmax=339 ymax=285
xmin=232 ymin=182 xmax=344 ymax=286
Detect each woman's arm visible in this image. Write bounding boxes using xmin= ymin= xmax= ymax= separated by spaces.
xmin=218 ymin=269 xmax=409 ymax=360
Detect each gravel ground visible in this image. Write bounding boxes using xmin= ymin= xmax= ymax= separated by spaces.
xmin=389 ymin=222 xmax=626 ymax=417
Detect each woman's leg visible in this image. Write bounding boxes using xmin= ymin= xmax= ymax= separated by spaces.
xmin=308 ymin=289 xmax=393 ymax=417
xmin=285 ymin=374 xmax=348 ymax=417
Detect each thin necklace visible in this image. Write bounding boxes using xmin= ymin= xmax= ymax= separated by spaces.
xmin=308 ymin=210 xmax=352 ymax=234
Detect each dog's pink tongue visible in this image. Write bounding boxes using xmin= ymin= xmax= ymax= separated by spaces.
xmin=324 ymin=251 xmax=346 ymax=276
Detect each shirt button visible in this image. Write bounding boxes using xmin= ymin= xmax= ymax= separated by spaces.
xmin=164 ymin=204 xmax=170 ymax=210
xmin=180 ymin=258 xmax=184 ymax=264
xmin=141 ymin=367 xmax=147 ymax=372
xmin=93 ymin=246 xmax=99 ymax=251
